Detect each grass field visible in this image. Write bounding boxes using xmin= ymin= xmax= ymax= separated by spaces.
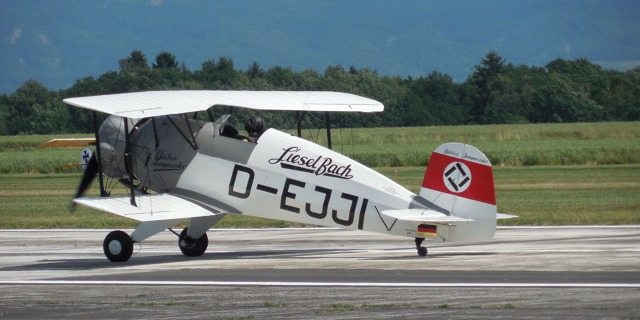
xmin=314 ymin=121 xmax=640 ymax=167
xmin=379 ymin=165 xmax=640 ymax=226
xmin=0 ymin=133 xmax=92 ymax=174
xmin=1 ymin=122 xmax=639 ymax=173
xmin=0 ymin=164 xmax=638 ymax=228
xmin=0 ymin=122 xmax=638 ymax=228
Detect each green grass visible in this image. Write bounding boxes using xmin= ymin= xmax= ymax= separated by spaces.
xmin=0 ymin=173 xmax=310 ymax=229
xmin=1 ymin=122 xmax=639 ymax=174
xmin=305 ymin=122 xmax=640 ymax=167
xmin=0 ymin=133 xmax=91 ymax=174
xmin=0 ymin=122 xmax=638 ymax=228
xmin=0 ymin=164 xmax=638 ymax=228
xmin=494 ymin=165 xmax=640 ymax=225
xmin=0 ymin=174 xmax=133 ymax=228
xmin=378 ymin=165 xmax=640 ymax=226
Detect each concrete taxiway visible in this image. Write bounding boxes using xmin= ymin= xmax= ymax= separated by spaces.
xmin=0 ymin=226 xmax=639 ymax=319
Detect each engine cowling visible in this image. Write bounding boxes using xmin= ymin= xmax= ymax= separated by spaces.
xmin=97 ymin=115 xmax=137 ymax=179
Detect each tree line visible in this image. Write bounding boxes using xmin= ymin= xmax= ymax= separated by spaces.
xmin=1 ymin=50 xmax=638 ymax=135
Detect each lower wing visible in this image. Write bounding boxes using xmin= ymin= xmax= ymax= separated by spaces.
xmin=73 ymin=193 xmax=223 ymax=222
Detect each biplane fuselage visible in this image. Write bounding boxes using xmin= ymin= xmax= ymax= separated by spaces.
xmin=63 ymin=91 xmax=511 ymax=262
xmin=132 ymin=115 xmax=424 ymax=237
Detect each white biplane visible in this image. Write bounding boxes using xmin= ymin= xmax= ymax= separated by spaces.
xmin=59 ymin=90 xmax=514 ymax=262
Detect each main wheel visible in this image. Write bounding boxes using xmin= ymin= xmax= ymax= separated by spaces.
xmin=415 ymin=237 xmax=427 ymax=257
xmin=103 ymin=230 xmax=134 ymax=262
xmin=178 ymin=227 xmax=208 ymax=257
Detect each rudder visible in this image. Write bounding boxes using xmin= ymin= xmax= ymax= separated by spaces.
xmin=419 ymin=143 xmax=497 ymax=242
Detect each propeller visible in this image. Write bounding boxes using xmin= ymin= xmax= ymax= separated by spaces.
xmin=70 ymin=152 xmax=98 ymax=210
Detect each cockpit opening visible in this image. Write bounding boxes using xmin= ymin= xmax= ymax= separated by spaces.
xmin=213 ymin=114 xmax=267 ymax=142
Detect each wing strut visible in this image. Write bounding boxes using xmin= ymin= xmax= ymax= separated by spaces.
xmin=295 ymin=111 xmax=303 ymax=138
xmin=123 ymin=118 xmax=137 ymax=207
xmin=182 ymin=114 xmax=199 ymax=150
xmin=93 ymin=111 xmax=108 ymax=197
xmin=325 ymin=111 xmax=332 ymax=150
xmin=166 ymin=116 xmax=198 ymax=151
xmin=295 ymin=111 xmax=334 ymax=150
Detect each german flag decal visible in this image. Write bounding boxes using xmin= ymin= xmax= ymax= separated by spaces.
xmin=417 ymin=224 xmax=437 ymax=238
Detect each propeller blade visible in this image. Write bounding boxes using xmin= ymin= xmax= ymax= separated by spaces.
xmin=73 ymin=152 xmax=98 ymax=201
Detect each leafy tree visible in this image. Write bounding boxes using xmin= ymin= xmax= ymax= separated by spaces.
xmin=2 ymin=52 xmax=639 ymax=135
xmin=404 ymin=71 xmax=463 ymax=125
xmin=264 ymin=66 xmax=296 ymax=89
xmin=247 ymin=61 xmax=264 ymax=79
xmin=5 ymin=80 xmax=69 ymax=134
xmin=546 ymin=58 xmax=602 ymax=77
xmin=465 ymin=51 xmax=507 ymax=124
xmin=0 ymin=94 xmax=9 ymax=135
xmin=295 ymin=69 xmax=323 ymax=90
xmin=531 ymin=74 xmax=605 ymax=123
xmin=197 ymin=57 xmax=237 ymax=87
xmin=152 ymin=51 xmax=179 ymax=69
xmin=398 ymin=93 xmax=433 ymax=126
xmin=119 ymin=50 xmax=149 ymax=71
xmin=623 ymin=67 xmax=640 ymax=120
xmin=502 ymin=64 xmax=549 ymax=123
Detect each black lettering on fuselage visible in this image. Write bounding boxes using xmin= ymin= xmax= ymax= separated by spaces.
xmin=229 ymin=164 xmax=254 ymax=199
xmin=332 ymin=193 xmax=358 ymax=226
xmin=358 ymin=198 xmax=368 ymax=230
xmin=227 ymin=165 xmax=368 ymax=229
xmin=281 ymin=178 xmax=305 ymax=213
xmin=305 ymin=186 xmax=332 ymax=219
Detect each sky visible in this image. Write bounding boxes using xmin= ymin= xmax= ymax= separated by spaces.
xmin=1 ymin=0 xmax=639 ymax=94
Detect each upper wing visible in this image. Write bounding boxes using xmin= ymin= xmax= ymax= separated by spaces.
xmin=381 ymin=209 xmax=474 ymax=224
xmin=63 ymin=90 xmax=384 ymax=118
xmin=73 ymin=193 xmax=223 ymax=222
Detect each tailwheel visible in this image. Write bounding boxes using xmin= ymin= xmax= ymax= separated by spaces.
xmin=103 ymin=230 xmax=134 ymax=262
xmin=178 ymin=227 xmax=208 ymax=257
xmin=415 ymin=237 xmax=428 ymax=257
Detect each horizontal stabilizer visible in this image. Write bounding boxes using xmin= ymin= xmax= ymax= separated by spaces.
xmin=73 ymin=194 xmax=222 ymax=222
xmin=381 ymin=209 xmax=473 ymax=224
xmin=497 ymin=213 xmax=519 ymax=219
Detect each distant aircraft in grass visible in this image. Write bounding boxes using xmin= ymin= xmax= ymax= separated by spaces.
xmin=56 ymin=90 xmax=515 ymax=262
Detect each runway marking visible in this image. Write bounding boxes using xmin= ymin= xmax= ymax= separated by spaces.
xmin=1 ymin=280 xmax=639 ymax=288
xmin=1 ymin=225 xmax=638 ymax=233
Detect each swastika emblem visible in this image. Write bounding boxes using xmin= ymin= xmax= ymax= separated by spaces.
xmin=443 ymin=162 xmax=471 ymax=193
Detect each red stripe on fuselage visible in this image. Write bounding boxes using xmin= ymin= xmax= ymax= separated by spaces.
xmin=422 ymin=152 xmax=496 ymax=205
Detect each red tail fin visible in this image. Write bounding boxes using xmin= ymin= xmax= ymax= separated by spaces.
xmin=418 ymin=143 xmax=497 ymax=242
xmin=421 ymin=143 xmax=495 ymax=205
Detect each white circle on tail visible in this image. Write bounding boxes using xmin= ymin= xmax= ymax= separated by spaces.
xmin=443 ymin=162 xmax=471 ymax=193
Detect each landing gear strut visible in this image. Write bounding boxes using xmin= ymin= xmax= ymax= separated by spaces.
xmin=103 ymin=230 xmax=134 ymax=262
xmin=178 ymin=227 xmax=209 ymax=257
xmin=415 ymin=237 xmax=427 ymax=257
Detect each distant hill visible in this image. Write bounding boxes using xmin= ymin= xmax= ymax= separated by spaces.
xmin=1 ymin=0 xmax=639 ymax=94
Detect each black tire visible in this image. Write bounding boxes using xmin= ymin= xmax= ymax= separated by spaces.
xmin=178 ymin=227 xmax=208 ymax=257
xmin=418 ymin=247 xmax=428 ymax=257
xmin=103 ymin=230 xmax=134 ymax=262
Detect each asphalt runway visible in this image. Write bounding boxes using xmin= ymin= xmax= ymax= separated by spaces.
xmin=1 ymin=226 xmax=639 ymax=319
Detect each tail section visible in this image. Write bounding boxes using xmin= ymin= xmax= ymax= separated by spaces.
xmin=419 ymin=143 xmax=497 ymax=242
